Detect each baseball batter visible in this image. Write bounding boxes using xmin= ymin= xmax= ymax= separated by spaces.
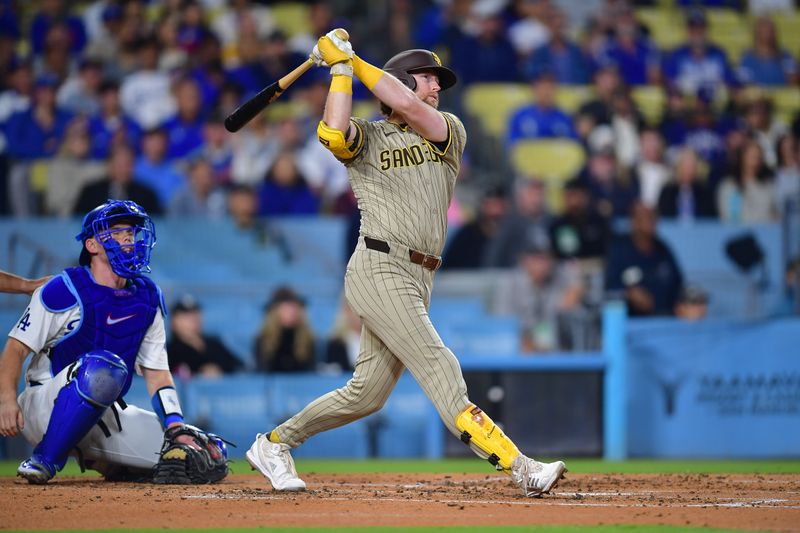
xmin=246 ymin=30 xmax=567 ymax=497
xmin=0 ymin=200 xmax=227 ymax=484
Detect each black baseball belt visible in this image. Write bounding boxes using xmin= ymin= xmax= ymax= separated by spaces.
xmin=363 ymin=236 xmax=442 ymax=271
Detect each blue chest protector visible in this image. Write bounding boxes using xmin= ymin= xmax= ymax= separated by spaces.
xmin=43 ymin=267 xmax=164 ymax=398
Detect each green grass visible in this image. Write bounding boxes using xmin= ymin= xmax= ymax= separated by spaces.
xmin=2 ymin=458 xmax=799 ymax=478
xmin=0 ymin=524 xmax=746 ymax=533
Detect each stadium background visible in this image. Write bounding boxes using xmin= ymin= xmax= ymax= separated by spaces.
xmin=0 ymin=0 xmax=799 ymax=465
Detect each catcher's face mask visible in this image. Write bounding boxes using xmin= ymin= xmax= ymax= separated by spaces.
xmin=77 ymin=200 xmax=157 ymax=278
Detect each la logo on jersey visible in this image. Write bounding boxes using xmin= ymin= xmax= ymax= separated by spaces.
xmin=106 ymin=313 xmax=136 ymax=326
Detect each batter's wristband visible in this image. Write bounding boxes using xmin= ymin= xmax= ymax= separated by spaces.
xmin=352 ymin=54 xmax=383 ymax=90
xmin=151 ymin=386 xmax=185 ymax=428
xmin=330 ymin=74 xmax=352 ymax=94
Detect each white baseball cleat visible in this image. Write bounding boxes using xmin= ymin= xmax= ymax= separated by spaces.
xmin=510 ymin=455 xmax=567 ymax=497
xmin=246 ymin=433 xmax=306 ymax=491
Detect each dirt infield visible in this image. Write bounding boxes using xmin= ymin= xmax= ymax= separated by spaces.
xmin=2 ymin=472 xmax=799 ymax=531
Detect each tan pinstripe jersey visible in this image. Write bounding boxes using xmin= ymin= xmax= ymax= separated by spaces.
xmin=345 ymin=111 xmax=467 ymax=256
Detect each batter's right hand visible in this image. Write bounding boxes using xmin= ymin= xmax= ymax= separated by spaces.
xmin=0 ymin=396 xmax=23 ymax=437
xmin=317 ymin=32 xmax=352 ymax=66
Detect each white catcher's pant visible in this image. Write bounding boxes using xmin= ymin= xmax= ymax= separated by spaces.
xmin=18 ymin=365 xmax=163 ymax=473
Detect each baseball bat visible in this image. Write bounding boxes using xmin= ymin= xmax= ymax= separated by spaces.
xmin=224 ymin=59 xmax=313 ymax=133
xmin=224 ymin=28 xmax=350 ymax=133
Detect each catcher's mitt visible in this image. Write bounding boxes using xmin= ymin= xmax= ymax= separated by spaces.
xmin=152 ymin=424 xmax=229 ymax=484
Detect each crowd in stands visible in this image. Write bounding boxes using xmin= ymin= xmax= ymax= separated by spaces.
xmin=1 ymin=0 xmax=799 ymax=369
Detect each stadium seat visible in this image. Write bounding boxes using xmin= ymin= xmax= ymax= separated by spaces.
xmin=631 ymin=85 xmax=667 ymax=126
xmin=635 ymin=7 xmax=686 ymax=51
xmin=271 ymin=2 xmax=311 ymax=37
xmin=462 ymin=83 xmax=532 ymax=139
xmin=706 ymin=8 xmax=750 ymax=63
xmin=743 ymin=86 xmax=800 ymax=126
xmin=554 ymin=85 xmax=594 ymax=115
xmin=440 ymin=317 xmax=521 ymax=358
xmin=769 ymin=11 xmax=800 ymax=55
xmin=510 ymin=139 xmax=586 ymax=211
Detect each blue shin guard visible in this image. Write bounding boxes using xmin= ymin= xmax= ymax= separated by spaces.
xmin=32 ymin=350 xmax=128 ymax=473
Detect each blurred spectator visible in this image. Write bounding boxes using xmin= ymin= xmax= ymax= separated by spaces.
xmin=595 ymin=8 xmax=660 ymax=86
xmin=674 ymin=284 xmax=710 ymax=321
xmin=188 ymin=33 xmax=227 ymax=109
xmin=168 ymin=158 xmax=226 ymax=218
xmin=661 ymin=8 xmax=739 ymax=98
xmin=675 ymin=91 xmax=727 ymax=180
xmin=609 ymin=89 xmax=645 ymax=171
xmin=255 ymin=286 xmax=316 ymax=373
xmin=30 ymin=0 xmax=87 ymax=57
xmin=657 ymin=148 xmax=717 ymax=221
xmin=507 ymin=71 xmax=576 ymax=146
xmin=210 ymin=0 xmax=275 ymax=54
xmin=443 ymin=185 xmax=508 ymax=270
xmin=582 ymin=127 xmax=638 ymax=218
xmin=155 ymin=13 xmax=189 ymax=72
xmin=135 ymin=127 xmax=187 ymax=209
xmin=286 ymin=1 xmax=338 ymax=57
xmin=774 ymin=255 xmax=800 ymax=317
xmin=120 ymin=36 xmax=176 ymax=130
xmin=175 ymin=0 xmax=212 ymax=56
xmin=86 ymin=80 xmax=140 ymax=160
xmin=605 ymin=202 xmax=685 ymax=317
xmin=258 ymin=152 xmax=320 ymax=216
xmin=198 ymin=111 xmax=233 ymax=186
xmin=83 ymin=2 xmax=130 ymax=72
xmin=44 ymin=119 xmax=105 ymax=217
xmin=5 ymin=75 xmax=73 ymax=216
xmin=163 ymin=77 xmax=205 ymax=160
xmin=227 ymin=184 xmax=259 ymax=230
xmin=491 ymin=242 xmax=585 ymax=353
xmin=775 ymin=134 xmax=800 ymax=216
xmin=717 ymin=139 xmax=778 ymax=223
xmin=508 ymin=0 xmax=551 ymax=57
xmin=485 ymin=177 xmax=552 ymax=268
xmin=549 ymin=178 xmax=611 ymax=261
xmin=167 ymin=294 xmax=243 ymax=379
xmin=634 ymin=128 xmax=671 ymax=208
xmin=55 ymin=56 xmax=103 ymax=115
xmin=524 ymin=8 xmax=592 ymax=84
xmin=738 ymin=16 xmax=797 ymax=87
xmin=73 ymin=143 xmax=161 ymax=215
xmin=742 ymin=96 xmax=787 ymax=169
xmin=0 ymin=59 xmax=33 ymax=149
xmin=450 ymin=5 xmax=520 ymax=84
xmin=230 ymin=113 xmax=280 ymax=186
xmin=226 ymin=29 xmax=309 ymax=98
xmin=324 ymin=300 xmax=362 ymax=373
xmin=576 ymin=64 xmax=621 ymax=132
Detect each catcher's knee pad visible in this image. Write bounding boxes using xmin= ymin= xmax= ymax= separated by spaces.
xmin=75 ymin=350 xmax=128 ymax=408
xmin=455 ymin=405 xmax=520 ymax=472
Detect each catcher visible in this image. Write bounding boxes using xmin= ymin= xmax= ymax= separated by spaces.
xmin=0 ymin=199 xmax=228 ymax=484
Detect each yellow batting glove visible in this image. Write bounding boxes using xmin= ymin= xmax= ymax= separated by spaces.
xmin=317 ymin=34 xmax=352 ymax=66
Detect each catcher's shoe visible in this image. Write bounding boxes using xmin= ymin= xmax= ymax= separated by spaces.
xmin=17 ymin=455 xmax=57 ymax=484
xmin=510 ymin=455 xmax=567 ymax=497
xmin=246 ymin=433 xmax=306 ymax=491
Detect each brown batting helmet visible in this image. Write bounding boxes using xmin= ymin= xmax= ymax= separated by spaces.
xmin=382 ymin=49 xmax=457 ymax=92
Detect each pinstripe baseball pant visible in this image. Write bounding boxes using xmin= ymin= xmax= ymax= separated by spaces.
xmin=273 ymin=238 xmax=471 ymax=446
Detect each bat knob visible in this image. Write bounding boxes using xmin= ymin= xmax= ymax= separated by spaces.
xmin=333 ymin=28 xmax=349 ymax=41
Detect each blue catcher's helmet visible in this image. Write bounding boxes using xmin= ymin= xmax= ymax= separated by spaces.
xmin=76 ymin=199 xmax=156 ymax=278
